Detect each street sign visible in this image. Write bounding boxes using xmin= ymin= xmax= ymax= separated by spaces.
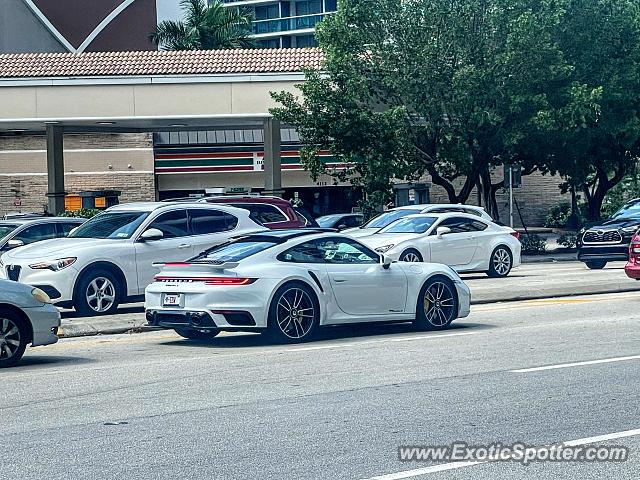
xmin=504 ymin=164 xmax=522 ymax=188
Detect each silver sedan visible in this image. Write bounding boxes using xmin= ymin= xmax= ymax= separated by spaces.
xmin=0 ymin=279 xmax=60 ymax=368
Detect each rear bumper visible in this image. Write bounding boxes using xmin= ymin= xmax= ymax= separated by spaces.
xmin=146 ymin=309 xmax=257 ymax=330
xmin=454 ymin=280 xmax=471 ymax=318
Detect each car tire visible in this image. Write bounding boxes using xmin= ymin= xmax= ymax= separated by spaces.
xmin=0 ymin=309 xmax=29 ymax=368
xmin=74 ymin=269 xmax=121 ymax=317
xmin=486 ymin=246 xmax=513 ymax=278
xmin=414 ymin=276 xmax=458 ymax=331
xmin=400 ymin=249 xmax=423 ymax=262
xmin=265 ymin=282 xmax=319 ymax=344
xmin=174 ymin=328 xmax=220 ymax=341
xmin=585 ymin=260 xmax=607 ymax=270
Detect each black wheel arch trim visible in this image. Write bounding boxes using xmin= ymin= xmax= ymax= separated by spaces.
xmin=0 ymin=303 xmax=33 ymax=344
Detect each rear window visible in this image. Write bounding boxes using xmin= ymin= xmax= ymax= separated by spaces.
xmin=242 ymin=204 xmax=288 ymax=224
xmin=192 ymin=241 xmax=276 ymax=262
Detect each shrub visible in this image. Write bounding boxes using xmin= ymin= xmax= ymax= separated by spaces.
xmin=520 ymin=234 xmax=546 ymax=254
xmin=545 ymin=203 xmax=572 ymax=228
xmin=59 ymin=208 xmax=101 ymax=219
xmin=557 ymin=233 xmax=577 ymax=249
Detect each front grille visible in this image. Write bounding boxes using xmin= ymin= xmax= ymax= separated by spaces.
xmin=583 ymin=230 xmax=622 ymax=244
xmin=6 ymin=265 xmax=21 ymax=281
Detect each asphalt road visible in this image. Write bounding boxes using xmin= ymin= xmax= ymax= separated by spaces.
xmin=4 ymin=292 xmax=640 ymax=479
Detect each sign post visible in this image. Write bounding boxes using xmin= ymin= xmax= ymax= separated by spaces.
xmin=504 ymin=164 xmax=522 ymax=228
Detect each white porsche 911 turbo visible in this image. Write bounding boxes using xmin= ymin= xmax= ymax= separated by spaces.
xmin=145 ymin=230 xmax=471 ymax=343
xmin=358 ymin=212 xmax=521 ymax=277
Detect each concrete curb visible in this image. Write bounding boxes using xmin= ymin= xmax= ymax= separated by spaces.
xmin=58 ymin=318 xmax=159 ymax=338
xmin=522 ymin=253 xmax=577 ymax=263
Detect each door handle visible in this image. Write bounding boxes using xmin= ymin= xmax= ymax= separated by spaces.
xmin=178 ymin=244 xmax=191 ymax=249
xmin=333 ymin=278 xmax=347 ymax=283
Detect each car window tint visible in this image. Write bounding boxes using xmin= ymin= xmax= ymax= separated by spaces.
xmin=189 ymin=209 xmax=238 ymax=235
xmin=278 ymin=241 xmax=325 ymax=263
xmin=15 ymin=223 xmax=57 ymax=244
xmin=315 ymin=238 xmax=379 ymax=264
xmin=0 ymin=224 xmax=19 ymax=239
xmin=60 ymin=222 xmax=80 ymax=236
xmin=437 ymin=217 xmax=484 ymax=233
xmin=70 ymin=212 xmax=149 ymax=239
xmin=343 ymin=215 xmax=362 ymax=228
xmin=242 ymin=204 xmax=288 ymax=224
xmin=149 ymin=210 xmax=189 ymax=238
xmin=463 ymin=208 xmax=483 ymax=217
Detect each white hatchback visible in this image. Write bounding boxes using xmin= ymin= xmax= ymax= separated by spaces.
xmin=359 ymin=212 xmax=521 ymax=277
xmin=0 ymin=203 xmax=266 ymax=316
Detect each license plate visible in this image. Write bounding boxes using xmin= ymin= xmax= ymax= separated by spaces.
xmin=162 ymin=293 xmax=183 ymax=307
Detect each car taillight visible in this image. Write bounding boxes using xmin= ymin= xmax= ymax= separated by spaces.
xmin=510 ymin=231 xmax=521 ymax=240
xmin=630 ymin=238 xmax=640 ymax=255
xmin=154 ymin=276 xmax=257 ymax=285
xmin=204 ymin=278 xmax=257 ymax=286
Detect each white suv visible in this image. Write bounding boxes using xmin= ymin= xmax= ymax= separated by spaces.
xmin=0 ymin=203 xmax=266 ymax=316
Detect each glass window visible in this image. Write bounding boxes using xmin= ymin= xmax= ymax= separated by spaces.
xmin=295 ymin=35 xmax=318 ymax=48
xmin=343 ymin=215 xmax=363 ymax=228
xmin=241 ymin=204 xmax=288 ymax=224
xmin=296 ymin=0 xmax=322 ymax=15
xmin=463 ymin=208 xmax=484 ymax=217
xmin=193 ymin=240 xmax=277 ymax=262
xmin=0 ymin=224 xmax=19 ymax=240
xmin=60 ymin=222 xmax=81 ymax=236
xmin=189 ymin=209 xmax=238 ymax=235
xmin=317 ymin=238 xmax=378 ymax=264
xmin=611 ymin=200 xmax=640 ymax=219
xmin=378 ymin=216 xmax=438 ymax=234
xmin=69 ymin=212 xmax=149 ymax=239
xmin=279 ymin=238 xmax=378 ymax=264
xmin=255 ymin=4 xmax=280 ymax=20
xmin=148 ymin=210 xmax=189 ymax=239
xmin=435 ymin=217 xmax=486 ymax=234
xmin=364 ymin=209 xmax=421 ymax=229
xmin=14 ymin=223 xmax=57 ymax=244
xmin=325 ymin=0 xmax=337 ymax=11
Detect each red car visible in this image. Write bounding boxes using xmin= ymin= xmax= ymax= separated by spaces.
xmin=624 ymin=233 xmax=640 ymax=279
xmin=201 ymin=196 xmax=315 ymax=229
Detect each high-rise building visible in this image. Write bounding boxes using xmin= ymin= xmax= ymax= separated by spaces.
xmin=220 ymin=0 xmax=337 ymax=48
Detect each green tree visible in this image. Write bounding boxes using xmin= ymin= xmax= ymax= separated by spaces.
xmin=531 ymin=0 xmax=640 ymax=221
xmin=150 ymin=0 xmax=255 ymax=50
xmin=271 ymin=0 xmax=567 ymax=218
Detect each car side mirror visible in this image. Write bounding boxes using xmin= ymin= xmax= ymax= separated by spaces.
xmin=380 ymin=255 xmax=392 ymax=270
xmin=436 ymin=226 xmax=452 ymax=238
xmin=337 ymin=224 xmax=347 ymax=231
xmin=5 ymin=239 xmax=24 ymax=250
xmin=140 ymin=228 xmax=164 ymax=242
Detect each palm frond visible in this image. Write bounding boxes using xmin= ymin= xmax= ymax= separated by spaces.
xmin=150 ymin=20 xmax=196 ymax=50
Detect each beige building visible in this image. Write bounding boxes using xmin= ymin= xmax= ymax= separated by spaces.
xmin=0 ymin=48 xmax=568 ymax=225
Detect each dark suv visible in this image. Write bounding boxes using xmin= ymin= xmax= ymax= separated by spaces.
xmin=577 ymin=199 xmax=640 ymax=269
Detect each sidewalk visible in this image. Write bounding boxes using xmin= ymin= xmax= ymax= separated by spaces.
xmin=58 ymin=260 xmax=637 ymax=338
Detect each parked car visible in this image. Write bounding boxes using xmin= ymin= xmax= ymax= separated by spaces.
xmin=199 ymin=196 xmax=308 ymax=229
xmin=624 ymin=233 xmax=640 ymax=279
xmin=145 ymin=229 xmax=471 ymax=343
xmin=317 ymin=213 xmax=364 ymax=230
xmin=0 ymin=217 xmax=85 ymax=252
xmin=0 ymin=279 xmax=60 ymax=368
xmin=577 ymin=200 xmax=640 ymax=269
xmin=358 ymin=212 xmax=521 ymax=277
xmin=0 ymin=203 xmax=266 ymax=316
xmin=344 ymin=204 xmax=494 ymax=238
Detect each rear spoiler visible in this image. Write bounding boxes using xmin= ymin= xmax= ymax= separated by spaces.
xmin=152 ymin=261 xmax=240 ymax=270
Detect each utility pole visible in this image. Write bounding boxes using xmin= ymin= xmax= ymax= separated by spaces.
xmin=509 ymin=166 xmax=514 ymax=228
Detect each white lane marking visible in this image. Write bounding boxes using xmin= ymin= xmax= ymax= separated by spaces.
xmin=361 ymin=428 xmax=640 ymax=480
xmin=511 ymin=354 xmax=640 ymax=373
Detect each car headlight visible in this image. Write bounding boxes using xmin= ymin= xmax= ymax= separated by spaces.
xmin=31 ymin=287 xmax=52 ymax=304
xmin=375 ymin=244 xmax=395 ymax=253
xmin=29 ymin=257 xmax=77 ymax=271
xmin=622 ymin=225 xmax=640 ymax=233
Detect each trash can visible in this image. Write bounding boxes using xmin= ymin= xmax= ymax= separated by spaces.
xmin=79 ymin=190 xmax=121 ymax=210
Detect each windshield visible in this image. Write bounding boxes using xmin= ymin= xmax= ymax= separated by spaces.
xmin=193 ymin=240 xmax=276 ymax=262
xmin=0 ymin=224 xmax=19 ymax=239
xmin=364 ymin=209 xmax=422 ymax=229
xmin=69 ymin=211 xmax=149 ymax=239
xmin=317 ymin=215 xmax=341 ymax=227
xmin=610 ymin=201 xmax=640 ymax=219
xmin=378 ymin=216 xmax=438 ymax=234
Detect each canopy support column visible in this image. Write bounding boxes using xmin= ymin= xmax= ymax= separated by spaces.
xmin=46 ymin=125 xmax=66 ymax=215
xmin=263 ymin=118 xmax=283 ymax=197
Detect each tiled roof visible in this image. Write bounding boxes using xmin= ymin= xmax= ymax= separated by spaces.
xmin=0 ymin=48 xmax=323 ymax=79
